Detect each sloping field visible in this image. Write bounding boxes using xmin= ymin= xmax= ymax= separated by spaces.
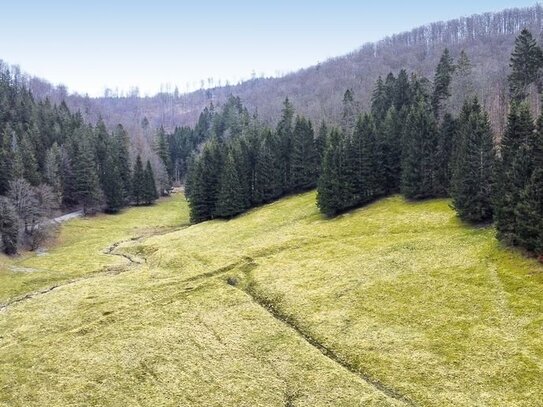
xmin=1 ymin=192 xmax=542 ymax=406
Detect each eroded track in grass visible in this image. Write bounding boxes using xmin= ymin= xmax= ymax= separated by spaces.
xmin=225 ymin=259 xmax=417 ymax=406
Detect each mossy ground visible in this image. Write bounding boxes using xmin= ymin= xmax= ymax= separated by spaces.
xmin=1 ymin=192 xmax=542 ymax=406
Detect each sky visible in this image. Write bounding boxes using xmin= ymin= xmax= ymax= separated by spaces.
xmin=0 ymin=0 xmax=536 ymax=97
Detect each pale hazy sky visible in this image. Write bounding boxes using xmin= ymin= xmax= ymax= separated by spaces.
xmin=0 ymin=1 xmax=535 ymax=97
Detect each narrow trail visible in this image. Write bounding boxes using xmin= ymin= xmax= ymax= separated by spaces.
xmin=0 ymin=224 xmax=191 ymax=313
xmin=1 ymin=237 xmax=152 ymax=313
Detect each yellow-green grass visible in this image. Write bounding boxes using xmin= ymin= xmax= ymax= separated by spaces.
xmin=0 ymin=194 xmax=188 ymax=305
xmin=1 ymin=191 xmax=542 ymax=406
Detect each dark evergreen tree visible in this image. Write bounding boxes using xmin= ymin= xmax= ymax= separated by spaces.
xmin=350 ymin=114 xmax=382 ymax=205
xmin=253 ymin=131 xmax=282 ymax=204
xmin=277 ymin=98 xmax=295 ymax=192
xmin=401 ymin=99 xmax=439 ymax=199
xmin=495 ymin=103 xmax=536 ymax=245
xmin=381 ymin=107 xmax=402 ymax=194
xmin=102 ymin=152 xmax=124 ymax=213
xmin=72 ymin=129 xmax=102 ymax=214
xmin=371 ymin=77 xmax=389 ymax=123
xmin=508 ymin=29 xmax=543 ymax=102
xmin=132 ymin=155 xmax=145 ymax=205
xmin=512 ymin=112 xmax=543 ymax=253
xmin=317 ymin=129 xmax=349 ymax=216
xmin=394 ymin=69 xmax=412 ymax=113
xmin=450 ymin=98 xmax=495 ymax=222
xmin=143 ymin=160 xmax=159 ymax=204
xmin=432 ymin=48 xmax=455 ymax=118
xmin=0 ymin=196 xmax=19 ymax=255
xmin=315 ymin=121 xmax=328 ymax=169
xmin=214 ymin=151 xmax=245 ymax=218
xmin=341 ymin=89 xmax=358 ymax=134
xmin=290 ymin=116 xmax=318 ymax=190
xmin=155 ymin=126 xmax=173 ymax=181
xmin=112 ymin=124 xmax=132 ymax=204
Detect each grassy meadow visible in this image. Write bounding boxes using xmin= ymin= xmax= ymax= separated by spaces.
xmin=1 ymin=191 xmax=542 ymax=406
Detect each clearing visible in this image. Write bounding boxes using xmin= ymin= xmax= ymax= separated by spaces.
xmin=1 ymin=192 xmax=542 ymax=406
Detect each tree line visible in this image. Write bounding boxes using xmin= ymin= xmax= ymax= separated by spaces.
xmin=0 ymin=68 xmax=160 ymax=254
xmin=183 ymin=29 xmax=543 ymax=258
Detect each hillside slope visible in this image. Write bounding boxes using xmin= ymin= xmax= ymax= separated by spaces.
xmin=43 ymin=4 xmax=543 ymax=135
xmin=1 ymin=192 xmax=542 ymax=406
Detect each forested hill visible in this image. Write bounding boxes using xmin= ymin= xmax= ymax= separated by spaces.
xmin=18 ymin=4 xmax=543 ymax=136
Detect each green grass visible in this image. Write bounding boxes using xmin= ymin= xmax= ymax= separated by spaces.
xmin=0 ymin=194 xmax=188 ymax=305
xmin=1 ymin=191 xmax=542 ymax=406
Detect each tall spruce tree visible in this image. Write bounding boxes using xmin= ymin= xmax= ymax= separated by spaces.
xmin=214 ymin=151 xmax=245 ymax=218
xmin=508 ymin=29 xmax=543 ymax=102
xmin=143 ymin=160 xmax=158 ymax=204
xmin=253 ymin=131 xmax=282 ymax=204
xmin=290 ymin=116 xmax=318 ymax=191
xmin=132 ymin=155 xmax=145 ymax=205
xmin=73 ymin=129 xmax=102 ymax=214
xmin=277 ymin=98 xmax=294 ymax=192
xmin=495 ymin=103 xmax=536 ymax=245
xmin=315 ymin=121 xmax=328 ymax=169
xmin=511 ymin=111 xmax=543 ymax=253
xmin=341 ymin=89 xmax=358 ymax=134
xmin=155 ymin=126 xmax=173 ymax=181
xmin=113 ymin=124 xmax=132 ymax=204
xmin=102 ymin=152 xmax=124 ymax=213
xmin=317 ymin=129 xmax=349 ymax=216
xmin=450 ymin=98 xmax=495 ymax=222
xmin=401 ymin=98 xmax=439 ymax=200
xmin=0 ymin=196 xmax=19 ymax=255
xmin=432 ymin=48 xmax=455 ymax=118
xmin=350 ymin=113 xmax=382 ymax=205
xmin=381 ymin=107 xmax=402 ymax=194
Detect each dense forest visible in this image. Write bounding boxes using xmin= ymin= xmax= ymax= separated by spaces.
xmin=0 ymin=69 xmax=164 ymax=254
xmin=181 ymin=29 xmax=543 ymax=257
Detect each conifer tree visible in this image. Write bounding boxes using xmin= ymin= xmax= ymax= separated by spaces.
xmin=371 ymin=78 xmax=388 ymax=123
xmin=401 ymin=99 xmax=439 ymax=199
xmin=512 ymin=112 xmax=543 ymax=253
xmin=0 ymin=196 xmax=19 ymax=255
xmin=112 ymin=124 xmax=132 ymax=204
xmin=186 ymin=140 xmax=223 ymax=222
xmin=450 ymin=98 xmax=495 ymax=222
xmin=381 ymin=107 xmax=402 ymax=194
xmin=155 ymin=126 xmax=173 ymax=181
xmin=394 ymin=69 xmax=412 ymax=114
xmin=495 ymin=103 xmax=536 ymax=244
xmin=143 ymin=160 xmax=158 ymax=204
xmin=132 ymin=155 xmax=145 ymax=205
xmin=315 ymin=121 xmax=328 ymax=169
xmin=102 ymin=152 xmax=124 ymax=212
xmin=432 ymin=48 xmax=455 ymax=118
xmin=341 ymin=89 xmax=358 ymax=134
xmin=214 ymin=151 xmax=245 ymax=218
xmin=350 ymin=114 xmax=381 ymax=205
xmin=44 ymin=143 xmax=63 ymax=205
xmin=20 ymin=135 xmax=40 ymax=186
xmin=508 ymin=29 xmax=543 ymax=102
xmin=317 ymin=129 xmax=348 ymax=216
xmin=277 ymin=98 xmax=294 ymax=192
xmin=73 ymin=130 xmax=102 ymax=214
xmin=254 ymin=131 xmax=282 ymax=204
xmin=290 ymin=116 xmax=318 ymax=191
